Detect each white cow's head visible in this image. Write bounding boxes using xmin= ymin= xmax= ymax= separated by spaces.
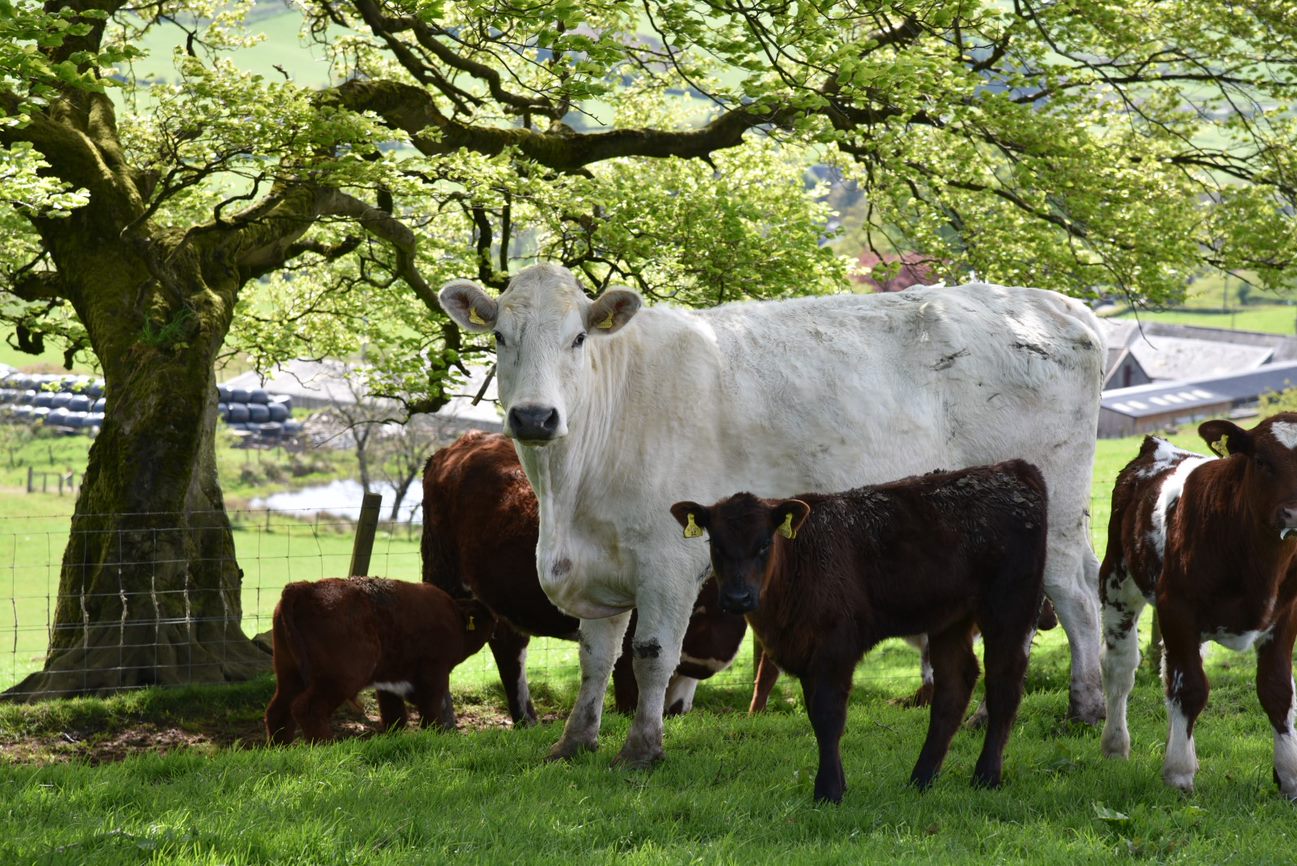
xmin=439 ymin=264 xmax=641 ymax=444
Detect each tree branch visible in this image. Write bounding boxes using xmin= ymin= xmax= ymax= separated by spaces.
xmin=327 ymin=79 xmax=791 ymax=170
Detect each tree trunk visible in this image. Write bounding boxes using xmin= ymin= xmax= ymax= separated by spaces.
xmin=3 ymin=246 xmax=270 ymax=701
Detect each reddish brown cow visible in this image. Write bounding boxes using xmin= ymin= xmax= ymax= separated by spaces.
xmin=265 ymin=577 xmax=493 ymax=744
xmin=1100 ymin=414 xmax=1297 ymax=798
xmin=422 ymin=431 xmax=747 ymax=724
xmin=673 ymin=460 xmax=1048 ymax=803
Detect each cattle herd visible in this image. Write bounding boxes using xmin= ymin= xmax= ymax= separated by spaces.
xmin=264 ymin=263 xmax=1297 ymax=805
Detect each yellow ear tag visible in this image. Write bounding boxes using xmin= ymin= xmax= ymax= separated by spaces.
xmin=683 ymin=513 xmax=704 ymax=538
xmin=467 ymin=615 xmax=476 ymax=631
xmin=1211 ymin=435 xmax=1229 ymax=457
xmin=597 ymin=310 xmax=615 ymax=330
xmin=777 ymin=512 xmax=796 ymax=540
xmin=469 ymin=306 xmax=487 ymax=326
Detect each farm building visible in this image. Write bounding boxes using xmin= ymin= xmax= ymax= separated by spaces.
xmin=1099 ymin=360 xmax=1297 ymax=437
xmin=1098 ymin=319 xmax=1297 ymax=389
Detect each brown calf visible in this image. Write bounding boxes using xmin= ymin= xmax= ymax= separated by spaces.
xmin=1100 ymin=414 xmax=1297 ymax=798
xmin=673 ymin=459 xmax=1048 ymax=803
xmin=423 ymin=431 xmax=747 ymax=724
xmin=265 ymin=577 xmax=492 ymax=744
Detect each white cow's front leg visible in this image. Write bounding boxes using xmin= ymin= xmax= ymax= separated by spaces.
xmin=1100 ymin=567 xmax=1146 ymax=759
xmin=613 ymin=588 xmax=692 ymax=769
xmin=547 ymin=610 xmax=630 ymax=761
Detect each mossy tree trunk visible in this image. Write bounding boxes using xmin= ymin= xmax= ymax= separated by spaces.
xmin=5 ymin=232 xmax=271 ymax=699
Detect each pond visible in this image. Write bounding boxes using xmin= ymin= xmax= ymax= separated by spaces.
xmin=249 ymin=478 xmax=423 ymax=523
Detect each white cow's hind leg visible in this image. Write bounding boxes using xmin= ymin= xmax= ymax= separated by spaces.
xmin=547 ymin=611 xmax=630 ymax=761
xmin=1100 ymin=568 xmax=1146 ymax=758
xmin=1048 ymin=542 xmax=1105 ymax=724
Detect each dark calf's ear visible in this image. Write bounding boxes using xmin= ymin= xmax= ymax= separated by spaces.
xmin=670 ymin=501 xmax=708 ymax=538
xmin=1199 ymin=419 xmax=1250 ymax=457
xmin=772 ymin=499 xmax=811 ymax=539
xmin=585 ymin=287 xmax=641 ymax=335
xmin=439 ymin=279 xmax=499 ymax=333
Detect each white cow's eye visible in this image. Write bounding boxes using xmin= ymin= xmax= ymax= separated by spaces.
xmin=572 ymin=332 xmax=587 ymax=349
xmin=493 ymin=330 xmax=506 ymax=347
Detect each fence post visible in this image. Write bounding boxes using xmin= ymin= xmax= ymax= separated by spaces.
xmin=26 ymin=466 xmax=33 ymax=493
xmin=349 ymin=492 xmax=383 ymax=577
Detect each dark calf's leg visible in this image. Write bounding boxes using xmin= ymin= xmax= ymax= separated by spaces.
xmin=376 ymin=690 xmax=409 ymax=731
xmin=265 ymin=673 xmax=302 ymax=745
xmin=417 ymin=666 xmax=456 ymax=732
xmin=611 ymin=628 xmax=639 ymax=715
xmin=911 ymin=622 xmax=979 ymax=790
xmin=801 ymin=671 xmax=851 ymax=804
xmin=972 ymin=626 xmax=1031 ymax=788
xmin=749 ymin=649 xmax=780 ymax=713
xmin=489 ymin=623 xmax=538 ymax=726
xmin=291 ymin=686 xmax=343 ymax=743
xmin=1256 ymin=611 xmax=1297 ymax=799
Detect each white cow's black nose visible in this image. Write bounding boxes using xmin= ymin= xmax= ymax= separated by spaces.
xmin=509 ymin=405 xmax=561 ymax=441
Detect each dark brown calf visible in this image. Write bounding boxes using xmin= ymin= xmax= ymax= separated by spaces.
xmin=423 ymin=430 xmax=746 ymax=724
xmin=265 ymin=577 xmax=492 ymax=744
xmin=673 ymin=459 xmax=1048 ymax=803
xmin=1100 ymin=414 xmax=1297 ymax=798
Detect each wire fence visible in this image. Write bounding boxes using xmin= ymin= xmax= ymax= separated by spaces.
xmin=0 ymin=503 xmax=842 ymax=706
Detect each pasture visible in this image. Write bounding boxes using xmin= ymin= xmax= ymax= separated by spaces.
xmin=3 ymin=427 xmax=1296 ymax=862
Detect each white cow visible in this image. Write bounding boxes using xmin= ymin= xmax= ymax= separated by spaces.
xmin=440 ymin=263 xmax=1106 ymax=768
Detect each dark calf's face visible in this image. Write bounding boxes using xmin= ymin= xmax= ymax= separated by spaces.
xmin=670 ymin=495 xmax=810 ymax=615
xmin=1201 ymin=414 xmax=1297 ymax=539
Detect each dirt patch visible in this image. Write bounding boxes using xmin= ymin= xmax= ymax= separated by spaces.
xmin=0 ymin=703 xmax=557 ymax=766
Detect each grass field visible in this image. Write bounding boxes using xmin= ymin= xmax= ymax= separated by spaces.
xmin=1109 ymin=305 xmax=1297 ymax=336
xmin=0 ymin=625 xmax=1292 ymax=863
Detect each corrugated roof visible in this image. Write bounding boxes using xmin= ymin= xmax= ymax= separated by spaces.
xmin=1101 ymin=360 xmax=1297 ymax=418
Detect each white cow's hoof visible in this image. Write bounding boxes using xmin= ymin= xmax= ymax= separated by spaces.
xmin=1100 ymin=727 xmax=1130 ymax=759
xmin=1162 ymin=768 xmax=1196 ymax=793
xmin=546 ymin=736 xmax=596 ymax=762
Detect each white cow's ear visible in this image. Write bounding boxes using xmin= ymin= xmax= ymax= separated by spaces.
xmin=440 ymin=279 xmax=499 ymax=333
xmin=585 ymin=287 xmax=641 ymax=335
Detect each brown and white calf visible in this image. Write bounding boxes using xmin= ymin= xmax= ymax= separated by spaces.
xmin=672 ymin=460 xmax=1048 ymax=803
xmin=1100 ymin=414 xmax=1297 ymax=798
xmin=265 ymin=577 xmax=493 ymax=744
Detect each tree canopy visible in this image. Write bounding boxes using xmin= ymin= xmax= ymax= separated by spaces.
xmin=0 ymin=0 xmax=1293 ymax=696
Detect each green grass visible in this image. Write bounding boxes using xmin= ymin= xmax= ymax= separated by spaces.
xmin=1110 ymin=305 xmax=1297 ymax=336
xmin=0 ymin=636 xmax=1293 ymax=864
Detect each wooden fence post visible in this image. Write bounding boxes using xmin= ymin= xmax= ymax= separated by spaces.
xmin=349 ymin=492 xmax=383 ymax=577
xmin=26 ymin=466 xmax=33 ymax=493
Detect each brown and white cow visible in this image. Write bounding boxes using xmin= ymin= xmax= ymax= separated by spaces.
xmin=672 ymin=459 xmax=1048 ymax=803
xmin=1100 ymin=414 xmax=1297 ymax=798
xmin=264 ymin=577 xmax=493 ymax=744
xmin=422 ymin=431 xmax=747 ymax=724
